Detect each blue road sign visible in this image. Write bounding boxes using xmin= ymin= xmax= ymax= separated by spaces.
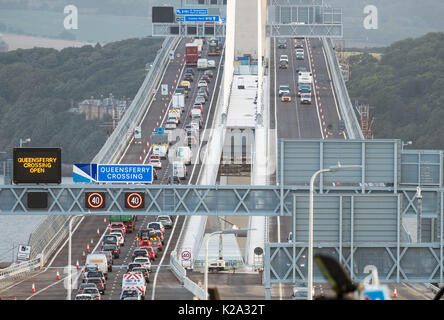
xmin=221 ymin=17 xmax=226 ymax=24
xmin=184 ymin=15 xmax=219 ymax=22
xmin=74 ymin=164 xmax=153 ymax=183
xmin=97 ymin=164 xmax=153 ymax=183
xmin=155 ymin=127 xmax=165 ymax=135
xmin=176 ymin=8 xmax=208 ymax=15
xmin=73 ymin=164 xmax=98 ymax=183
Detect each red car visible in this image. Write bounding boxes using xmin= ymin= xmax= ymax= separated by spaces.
xmin=139 ymin=240 xmax=157 ymax=260
xmin=109 ymin=222 xmax=126 ymax=235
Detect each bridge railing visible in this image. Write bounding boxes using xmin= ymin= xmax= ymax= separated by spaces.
xmin=169 ymin=251 xmax=205 ymax=300
xmin=93 ymin=36 xmax=179 ymax=164
xmin=322 ymin=37 xmax=363 ymax=140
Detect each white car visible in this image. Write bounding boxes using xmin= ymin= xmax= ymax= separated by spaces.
xmin=156 ymin=215 xmax=173 ymax=229
xmin=278 ymin=85 xmax=290 ymax=97
xmin=207 ymin=60 xmax=216 ymax=68
xmin=149 ymin=158 xmax=162 ymax=169
xmin=133 ymin=257 xmax=152 ymax=270
xmin=110 ymin=231 xmax=125 ymax=246
xmin=147 ymin=221 xmax=165 ymax=234
xmin=197 ymin=80 xmax=208 ymax=88
xmin=280 ymin=54 xmax=289 ymax=63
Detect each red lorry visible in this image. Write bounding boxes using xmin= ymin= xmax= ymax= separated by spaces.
xmin=185 ymin=43 xmax=198 ymax=66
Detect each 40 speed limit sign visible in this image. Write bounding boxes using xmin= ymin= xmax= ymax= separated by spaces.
xmin=181 ymin=250 xmax=192 ymax=261
xmin=125 ymin=192 xmax=145 ymax=209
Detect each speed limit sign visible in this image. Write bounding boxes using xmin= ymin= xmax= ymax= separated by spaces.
xmin=85 ymin=192 xmax=105 ymax=209
xmin=125 ymin=192 xmax=145 ymax=209
xmin=181 ymin=250 xmax=191 ymax=261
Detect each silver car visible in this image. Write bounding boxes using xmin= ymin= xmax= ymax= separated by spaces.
xmin=156 ymin=215 xmax=173 ymax=229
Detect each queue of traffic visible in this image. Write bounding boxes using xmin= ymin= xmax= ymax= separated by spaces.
xmin=75 ymin=215 xmax=173 ymax=300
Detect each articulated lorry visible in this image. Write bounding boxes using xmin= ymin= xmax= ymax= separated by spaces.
xmin=185 ymin=43 xmax=199 ymax=66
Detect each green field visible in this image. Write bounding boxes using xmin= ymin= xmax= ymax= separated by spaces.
xmin=0 ymin=9 xmax=152 ymax=43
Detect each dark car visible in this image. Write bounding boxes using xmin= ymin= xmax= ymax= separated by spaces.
xmin=279 ymin=61 xmax=288 ymax=69
xmin=86 ymin=277 xmax=106 ymax=294
xmin=168 ymin=176 xmax=181 ymax=185
xmin=83 ymin=270 xmax=106 ymax=283
xmin=77 ymin=283 xmax=98 ymax=295
xmin=127 ymin=262 xmax=143 ymax=273
xmin=120 ymin=289 xmax=142 ymax=300
xmin=185 ymin=68 xmax=195 ymax=75
xmin=132 ymin=267 xmax=150 ymax=283
xmin=295 ymin=41 xmax=303 ymax=48
xmin=204 ymin=70 xmax=214 ymax=78
xmin=103 ymin=235 xmax=119 ymax=248
xmin=183 ymin=73 xmax=194 ymax=82
xmin=132 ymin=248 xmax=149 ymax=260
xmin=200 ymin=75 xmax=211 ymax=83
xmin=175 ymin=87 xmax=188 ymax=98
xmin=101 ymin=244 xmax=120 ymax=259
xmin=277 ymin=39 xmax=287 ymax=49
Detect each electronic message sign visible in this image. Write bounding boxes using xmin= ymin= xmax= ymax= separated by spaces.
xmin=13 ymin=148 xmax=61 ymax=184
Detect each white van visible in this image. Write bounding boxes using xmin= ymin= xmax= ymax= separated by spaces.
xmin=173 ymin=161 xmax=187 ymax=180
xmin=86 ymin=253 xmax=109 ymax=275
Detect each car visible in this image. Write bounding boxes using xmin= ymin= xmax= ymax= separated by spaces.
xmin=194 ymin=95 xmax=206 ymax=106
xmin=180 ymin=80 xmax=191 ymax=90
xmin=109 ymin=222 xmax=126 ymax=235
xmin=279 ymin=60 xmax=288 ymax=69
xmin=147 ymin=222 xmax=165 ymax=234
xmin=139 ymin=241 xmax=157 ymax=260
xmin=82 ymin=287 xmax=101 ymax=300
xmin=175 ymin=87 xmax=188 ymax=98
xmin=277 ymin=39 xmax=287 ymax=49
xmin=75 ymin=294 xmax=93 ymax=300
xmin=164 ymin=122 xmax=177 ymax=130
xmin=102 ymin=235 xmax=119 ymax=248
xmin=296 ymin=49 xmax=304 ymax=60
xmin=197 ymin=80 xmax=208 ymax=88
xmin=201 ymin=74 xmax=211 ymax=83
xmin=281 ymin=94 xmax=292 ymax=102
xmin=156 ymin=215 xmax=173 ymax=229
xmin=183 ymin=73 xmax=193 ymax=82
xmin=98 ymin=251 xmax=113 ymax=269
xmin=148 ymin=155 xmax=162 ymax=168
xmin=168 ymin=176 xmax=181 ymax=185
xmin=137 ymin=229 xmax=155 ymax=242
xmin=110 ymin=231 xmax=125 ymax=246
xmin=83 ymin=270 xmax=106 ymax=283
xmin=198 ymin=86 xmax=210 ymax=96
xmin=120 ymin=288 xmax=142 ymax=300
xmin=204 ymin=70 xmax=214 ymax=78
xmin=127 ymin=262 xmax=143 ymax=273
xmin=207 ymin=60 xmax=216 ymax=68
xmin=185 ymin=68 xmax=195 ymax=75
xmin=131 ymin=267 xmax=150 ymax=283
xmin=280 ymin=54 xmax=289 ymax=63
xmin=190 ymin=104 xmax=203 ymax=116
xmin=148 ymin=236 xmax=163 ymax=252
xmin=133 ymin=257 xmax=152 ymax=269
xmin=77 ymin=283 xmax=98 ymax=295
xmin=278 ymin=85 xmax=291 ymax=96
xmin=152 ymin=229 xmax=165 ymax=244
xmin=132 ymin=248 xmax=149 ymax=260
xmin=295 ymin=41 xmax=303 ymax=49
xmin=197 ymin=89 xmax=209 ymax=101
xmin=101 ymin=244 xmax=120 ymax=259
xmin=86 ymin=277 xmax=106 ymax=294
xmin=296 ymin=66 xmax=307 ymax=73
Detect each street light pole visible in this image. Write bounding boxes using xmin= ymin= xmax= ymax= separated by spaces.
xmin=308 ymin=163 xmax=362 ymax=300
xmin=204 ymin=228 xmax=253 ymax=300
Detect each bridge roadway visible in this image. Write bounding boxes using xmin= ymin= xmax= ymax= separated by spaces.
xmin=0 ymin=37 xmax=225 ymax=300
xmin=268 ymin=37 xmax=344 ymax=299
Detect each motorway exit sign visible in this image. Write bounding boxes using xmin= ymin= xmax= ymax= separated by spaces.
xmin=176 ymin=8 xmax=208 ymax=15
xmin=184 ymin=15 xmax=219 ymax=22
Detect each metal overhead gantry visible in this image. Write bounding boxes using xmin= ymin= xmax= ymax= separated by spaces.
xmin=150 ymin=0 xmax=342 ymax=38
